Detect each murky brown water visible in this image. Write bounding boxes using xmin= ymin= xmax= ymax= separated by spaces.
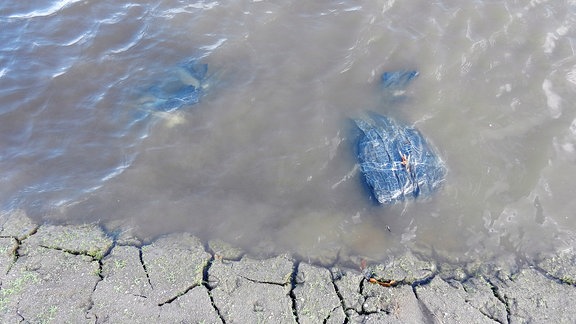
xmin=2 ymin=0 xmax=576 ymax=264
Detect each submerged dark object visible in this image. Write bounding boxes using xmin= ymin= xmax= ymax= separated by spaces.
xmin=355 ymin=113 xmax=446 ymax=204
xmin=381 ymin=70 xmax=419 ymax=89
xmin=140 ymin=60 xmax=208 ymax=113
xmin=355 ymin=69 xmax=445 ymax=204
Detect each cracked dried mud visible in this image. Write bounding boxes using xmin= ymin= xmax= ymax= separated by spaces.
xmin=1 ymin=210 xmax=576 ymax=323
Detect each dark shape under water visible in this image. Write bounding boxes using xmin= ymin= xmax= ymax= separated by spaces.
xmin=381 ymin=70 xmax=419 ymax=89
xmin=3 ymin=59 xmax=210 ymax=217
xmin=356 ymin=113 xmax=446 ymax=204
xmin=139 ymin=60 xmax=208 ymax=113
xmin=355 ymin=70 xmax=445 ymax=204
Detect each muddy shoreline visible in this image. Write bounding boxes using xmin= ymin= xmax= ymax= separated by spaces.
xmin=1 ymin=210 xmax=576 ymax=323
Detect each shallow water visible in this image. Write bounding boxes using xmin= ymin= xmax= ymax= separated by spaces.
xmin=2 ymin=0 xmax=576 ymax=264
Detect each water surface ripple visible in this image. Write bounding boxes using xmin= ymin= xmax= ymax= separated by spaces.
xmin=2 ymin=0 xmax=576 ymax=265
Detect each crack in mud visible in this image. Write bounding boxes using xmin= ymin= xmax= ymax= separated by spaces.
xmin=1 ymin=227 xmax=38 ymax=275
xmin=15 ymin=303 xmax=25 ymax=323
xmin=84 ymin=243 xmax=114 ymax=322
xmin=532 ymin=264 xmax=576 ymax=287
xmin=238 ymin=275 xmax=289 ymax=287
xmin=5 ymin=238 xmax=20 ymax=276
xmin=202 ymin=255 xmax=226 ymax=324
xmin=85 ymin=256 xmax=108 ymax=322
xmin=486 ymin=278 xmax=511 ymax=324
xmin=458 ymin=281 xmax=504 ymax=323
xmin=138 ymin=247 xmax=153 ymax=289
xmin=38 ymin=245 xmax=84 ymax=257
xmin=322 ymin=305 xmax=342 ymax=324
xmin=158 ymin=285 xmax=196 ymax=307
xmin=411 ymin=284 xmax=436 ymax=324
xmin=329 ymin=269 xmax=349 ymax=323
xmin=289 ymin=260 xmax=301 ymax=324
xmin=33 ymin=242 xmax=114 ymax=322
xmin=37 ymin=243 xmax=112 ymax=262
xmin=0 ymin=225 xmax=39 ymax=242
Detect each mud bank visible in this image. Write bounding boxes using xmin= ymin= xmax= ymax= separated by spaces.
xmin=1 ymin=211 xmax=576 ymax=323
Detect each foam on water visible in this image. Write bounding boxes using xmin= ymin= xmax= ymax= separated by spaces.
xmin=2 ymin=0 xmax=576 ymax=265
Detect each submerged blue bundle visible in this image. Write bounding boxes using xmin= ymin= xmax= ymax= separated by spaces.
xmin=381 ymin=70 xmax=419 ymax=89
xmin=356 ymin=113 xmax=446 ymax=204
xmin=140 ymin=60 xmax=208 ymax=113
xmin=355 ymin=70 xmax=446 ymax=204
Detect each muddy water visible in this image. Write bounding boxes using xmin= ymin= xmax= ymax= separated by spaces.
xmin=2 ymin=0 xmax=576 ymax=264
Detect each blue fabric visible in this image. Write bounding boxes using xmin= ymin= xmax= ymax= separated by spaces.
xmin=381 ymin=70 xmax=419 ymax=89
xmin=355 ymin=113 xmax=446 ymax=204
xmin=142 ymin=60 xmax=208 ymax=112
xmin=355 ymin=69 xmax=445 ymax=204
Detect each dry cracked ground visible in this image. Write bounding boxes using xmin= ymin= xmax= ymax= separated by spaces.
xmin=1 ymin=210 xmax=576 ymax=323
